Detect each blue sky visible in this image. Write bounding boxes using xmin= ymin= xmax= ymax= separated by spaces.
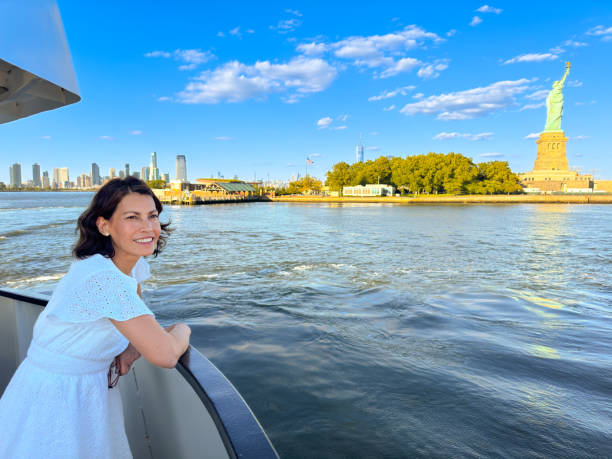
xmin=2 ymin=1 xmax=612 ymax=183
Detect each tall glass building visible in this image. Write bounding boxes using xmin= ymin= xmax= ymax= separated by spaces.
xmin=356 ymin=141 xmax=364 ymax=163
xmin=91 ymin=163 xmax=100 ymax=186
xmin=32 ymin=163 xmax=41 ymax=187
xmin=176 ymin=155 xmax=187 ymax=181
xmin=149 ymin=152 xmax=160 ymax=181
xmin=9 ymin=163 xmax=21 ymax=188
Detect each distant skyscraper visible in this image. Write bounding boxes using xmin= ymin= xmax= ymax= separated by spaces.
xmin=356 ymin=137 xmax=364 ymax=163
xmin=109 ymin=168 xmax=116 ymax=179
xmin=119 ymin=170 xmax=125 ymax=178
xmin=9 ymin=163 xmax=22 ymax=188
xmin=53 ymin=167 xmax=69 ymax=188
xmin=91 ymin=163 xmax=100 ymax=186
xmin=125 ymin=163 xmax=130 ymax=177
xmin=133 ymin=171 xmax=140 ymax=179
xmin=42 ymin=171 xmax=50 ymax=188
xmin=32 ymin=163 xmax=41 ymax=187
xmin=176 ymin=155 xmax=187 ymax=181
xmin=141 ymin=166 xmax=149 ymax=182
xmin=162 ymin=173 xmax=169 ymax=183
xmin=149 ymin=152 xmax=160 ymax=181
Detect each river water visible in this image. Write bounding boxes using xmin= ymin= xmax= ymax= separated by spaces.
xmin=1 ymin=192 xmax=611 ymax=458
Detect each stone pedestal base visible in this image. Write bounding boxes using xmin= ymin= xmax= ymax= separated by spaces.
xmin=534 ymin=131 xmax=569 ymax=171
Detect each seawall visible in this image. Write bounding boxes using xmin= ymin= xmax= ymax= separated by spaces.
xmin=266 ymin=195 xmax=612 ymax=204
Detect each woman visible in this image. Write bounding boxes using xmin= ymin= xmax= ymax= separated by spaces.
xmin=0 ymin=177 xmax=191 ymax=458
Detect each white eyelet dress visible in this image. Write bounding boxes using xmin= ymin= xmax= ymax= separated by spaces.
xmin=0 ymin=254 xmax=153 ymax=459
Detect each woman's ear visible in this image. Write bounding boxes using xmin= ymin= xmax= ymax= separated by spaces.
xmin=96 ymin=216 xmax=110 ymax=237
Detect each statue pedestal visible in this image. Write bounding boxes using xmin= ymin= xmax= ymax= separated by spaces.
xmin=534 ymin=131 xmax=569 ymax=171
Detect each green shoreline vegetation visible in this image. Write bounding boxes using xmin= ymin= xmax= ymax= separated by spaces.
xmin=324 ymin=153 xmax=523 ymax=195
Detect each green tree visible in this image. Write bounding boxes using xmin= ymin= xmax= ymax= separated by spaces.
xmin=286 ymin=176 xmax=323 ymax=194
xmin=147 ymin=180 xmax=167 ymax=189
xmin=325 ymin=161 xmax=352 ymax=191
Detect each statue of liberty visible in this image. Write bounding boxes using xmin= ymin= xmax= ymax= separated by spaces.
xmin=544 ymin=62 xmax=571 ymax=131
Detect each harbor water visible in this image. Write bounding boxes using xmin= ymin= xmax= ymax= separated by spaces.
xmin=1 ymin=192 xmax=611 ymax=458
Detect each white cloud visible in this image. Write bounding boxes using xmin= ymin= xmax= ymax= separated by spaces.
xmin=177 ymin=57 xmax=337 ymax=104
xmin=332 ymin=125 xmax=347 ymax=130
xmin=297 ymin=42 xmax=328 ymax=55
xmin=524 ymin=132 xmax=541 ymax=139
xmin=217 ymin=31 xmax=225 ymax=37
xmin=370 ymin=131 xmax=379 ymax=136
xmin=525 ymin=89 xmax=549 ymax=100
xmin=447 ymin=29 xmax=457 ymax=37
xmin=366 ymin=146 xmax=381 ymax=151
xmin=271 ymin=18 xmax=301 ymax=33
xmin=229 ymin=27 xmax=241 ymax=37
xmin=145 ymin=50 xmax=171 ymax=58
xmin=567 ymin=80 xmax=583 ymax=87
xmin=310 ymin=153 xmax=321 ymax=157
xmin=586 ymin=25 xmax=612 ymax=40
xmin=379 ymin=58 xmax=422 ymax=78
xmin=480 ymin=152 xmax=503 ymax=157
xmin=383 ymin=105 xmax=396 ymax=111
xmin=215 ymin=136 xmax=233 ymax=141
xmin=563 ymin=39 xmax=587 ymax=47
xmin=317 ymin=117 xmax=333 ymax=129
xmin=470 ymin=16 xmax=483 ymax=27
xmin=146 ymin=49 xmax=214 ymax=71
xmin=503 ymin=53 xmax=558 ymax=64
xmin=400 ymin=79 xmax=532 ymax=120
xmin=41 ymin=135 xmax=52 ymax=140
xmin=339 ymin=114 xmax=350 ymax=121
xmin=413 ymin=92 xmax=424 ymax=99
xmin=476 ymin=5 xmax=502 ymax=14
xmin=317 ymin=25 xmax=443 ymax=78
xmin=129 ymin=130 xmax=143 ymax=135
xmin=417 ymin=61 xmax=448 ymax=79
xmin=368 ymin=85 xmax=415 ymax=101
xmin=433 ymin=132 xmax=493 ymax=141
xmin=157 ymin=96 xmax=172 ymax=102
xmin=520 ymin=102 xmax=545 ymax=111
xmin=285 ymin=9 xmax=302 ymax=16
xmin=572 ymin=135 xmax=590 ymax=140
xmin=99 ymin=135 xmax=115 ymax=140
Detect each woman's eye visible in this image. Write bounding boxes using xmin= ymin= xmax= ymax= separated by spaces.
xmin=127 ymin=216 xmax=137 ymax=220
xmin=150 ymin=214 xmax=159 ymax=220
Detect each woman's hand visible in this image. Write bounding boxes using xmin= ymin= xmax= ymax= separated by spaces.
xmin=116 ymin=343 xmax=141 ymax=376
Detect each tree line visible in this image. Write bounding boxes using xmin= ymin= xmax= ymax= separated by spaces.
xmin=325 ymin=153 xmax=523 ymax=195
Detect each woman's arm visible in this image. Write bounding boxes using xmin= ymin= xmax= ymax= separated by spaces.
xmin=111 ymin=315 xmax=191 ymax=368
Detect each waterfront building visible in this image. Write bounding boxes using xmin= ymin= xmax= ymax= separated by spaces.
xmin=125 ymin=163 xmax=130 ymax=177
xmin=162 ymin=173 xmax=169 ymax=183
xmin=91 ymin=163 xmax=100 ymax=185
xmin=176 ymin=155 xmax=187 ymax=181
xmin=343 ymin=184 xmax=395 ymax=197
xmin=9 ymin=163 xmax=22 ymax=188
xmin=356 ymin=139 xmax=364 ymax=163
xmin=119 ymin=170 xmax=125 ymax=179
xmin=42 ymin=171 xmax=50 ymax=188
xmin=149 ymin=152 xmax=160 ymax=181
xmin=133 ymin=171 xmax=140 ymax=179
xmin=53 ymin=167 xmax=69 ymax=189
xmin=32 ymin=163 xmax=41 ymax=187
xmin=109 ymin=168 xmax=116 ymax=179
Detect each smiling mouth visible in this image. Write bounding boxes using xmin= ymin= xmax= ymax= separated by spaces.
xmin=134 ymin=237 xmax=154 ymax=244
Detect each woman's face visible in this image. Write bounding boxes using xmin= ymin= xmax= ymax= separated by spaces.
xmin=97 ymin=193 xmax=161 ymax=263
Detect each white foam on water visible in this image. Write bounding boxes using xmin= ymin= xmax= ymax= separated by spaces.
xmin=4 ymin=272 xmax=65 ymax=286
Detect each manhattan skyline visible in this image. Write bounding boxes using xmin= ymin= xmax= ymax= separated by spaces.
xmin=1 ymin=1 xmax=611 ymax=184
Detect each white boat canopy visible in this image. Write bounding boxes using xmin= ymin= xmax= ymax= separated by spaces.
xmin=0 ymin=0 xmax=80 ymax=123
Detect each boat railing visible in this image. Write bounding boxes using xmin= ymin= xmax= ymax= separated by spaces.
xmin=0 ymin=287 xmax=278 ymax=459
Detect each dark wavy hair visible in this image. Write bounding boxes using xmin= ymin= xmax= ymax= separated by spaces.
xmin=73 ymin=177 xmax=172 ymax=259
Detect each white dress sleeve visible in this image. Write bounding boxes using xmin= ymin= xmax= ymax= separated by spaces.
xmin=131 ymin=257 xmax=151 ymax=283
xmin=47 ymin=268 xmax=154 ymax=323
